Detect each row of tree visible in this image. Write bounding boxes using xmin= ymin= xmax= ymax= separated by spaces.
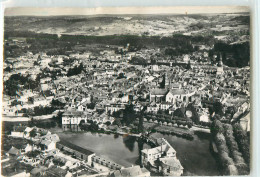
xmin=211 ymin=120 xmax=249 ymax=175
xmin=223 ymin=124 xmax=249 ymax=175
xmin=232 ymin=123 xmax=250 ymax=165
xmin=211 ymin=120 xmax=238 ymax=175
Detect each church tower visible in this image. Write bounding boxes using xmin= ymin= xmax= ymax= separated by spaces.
xmin=165 ymin=72 xmax=169 ymax=88
xmin=216 ymin=54 xmax=224 ymax=75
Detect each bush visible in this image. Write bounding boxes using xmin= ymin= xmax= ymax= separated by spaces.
xmin=233 ymin=123 xmax=250 ymax=164
xmin=223 ymin=123 xmax=248 ymax=174
xmin=215 ymin=133 xmax=226 ymax=146
xmin=219 ymin=151 xmax=235 ymax=167
xmin=211 ymin=120 xmax=224 ymax=135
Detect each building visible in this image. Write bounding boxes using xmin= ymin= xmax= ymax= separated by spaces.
xmin=7 ymin=146 xmax=20 ymax=156
xmin=150 ymin=88 xmax=194 ymax=106
xmin=141 ymin=142 xmax=176 ymax=165
xmin=56 ymin=140 xmax=95 ymax=163
xmin=150 ymin=89 xmax=168 ymax=102
xmin=216 ymin=55 xmax=224 ymax=75
xmin=165 ymin=89 xmax=186 ymax=104
xmin=159 ymin=157 xmax=183 ymax=176
xmin=109 ymin=165 xmax=150 ymax=177
xmin=40 ymin=140 xmax=56 ymax=151
xmin=105 ymin=103 xmax=125 ymax=113
xmin=10 ymin=126 xmax=26 ymax=138
xmin=239 ymin=112 xmax=250 ymax=132
xmin=62 ymin=110 xmax=87 ymax=125
xmin=141 ymin=138 xmax=183 ymax=176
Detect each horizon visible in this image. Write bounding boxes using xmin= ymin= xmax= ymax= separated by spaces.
xmin=4 ymin=6 xmax=250 ymax=16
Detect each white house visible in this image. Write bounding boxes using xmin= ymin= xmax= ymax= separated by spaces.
xmin=24 ymin=144 xmax=33 ymax=153
xmin=41 ymin=140 xmax=56 ymax=151
xmin=62 ymin=110 xmax=87 ymax=125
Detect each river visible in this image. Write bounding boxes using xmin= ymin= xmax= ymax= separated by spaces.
xmin=55 ymin=129 xmax=220 ymax=176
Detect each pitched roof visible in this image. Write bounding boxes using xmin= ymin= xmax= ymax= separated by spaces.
xmin=118 ymin=166 xmax=149 ymax=177
xmin=41 ymin=140 xmax=53 ymax=146
xmin=168 ymin=89 xmax=185 ymax=96
xmin=159 ymin=157 xmax=183 ymax=170
xmin=41 ymin=134 xmax=60 ymax=142
xmin=57 ymin=140 xmax=94 ymax=156
xmin=63 ymin=110 xmax=84 ymax=116
xmin=8 ymin=146 xmax=19 ymax=155
xmin=150 ymin=89 xmax=168 ymax=96
xmin=14 ymin=126 xmax=26 ymax=132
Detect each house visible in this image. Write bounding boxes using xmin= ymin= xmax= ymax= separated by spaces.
xmin=199 ymin=113 xmax=210 ymax=123
xmin=109 ymin=165 xmax=150 ymax=177
xmin=239 ymin=112 xmax=250 ymax=132
xmin=160 ymin=102 xmax=172 ymax=111
xmin=23 ymin=143 xmax=33 ymax=153
xmin=24 ymin=127 xmax=34 ymax=138
xmin=2 ymin=107 xmax=18 ymax=116
xmin=141 ymin=138 xmax=176 ymax=165
xmin=40 ymin=140 xmax=56 ymax=151
xmin=165 ymin=89 xmax=186 ymax=104
xmin=7 ymin=146 xmax=20 ymax=156
xmin=141 ymin=138 xmax=183 ymax=176
xmin=112 ymin=94 xmax=129 ymax=103
xmin=40 ymin=134 xmax=60 ymax=142
xmin=150 ymin=89 xmax=168 ymax=102
xmin=62 ymin=110 xmax=87 ymax=125
xmin=56 ymin=140 xmax=95 ymax=163
xmin=11 ymin=126 xmax=26 ymax=138
xmin=159 ymin=157 xmax=184 ymax=176
xmin=106 ymin=104 xmax=125 ymax=114
xmin=35 ymin=128 xmax=51 ymax=136
xmin=33 ymin=96 xmax=49 ymax=107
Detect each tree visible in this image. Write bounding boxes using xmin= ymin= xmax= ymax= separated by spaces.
xmin=173 ymin=108 xmax=186 ymax=118
xmin=105 ymin=121 xmax=111 ymax=126
xmin=67 ymin=63 xmax=84 ymax=77
xmin=211 ymin=119 xmax=224 ymax=135
xmin=186 ymin=61 xmax=191 ymax=70
xmin=4 ymin=66 xmax=12 ymax=72
xmin=187 ymin=103 xmax=200 ymax=124
xmin=123 ymin=104 xmax=137 ymax=125
xmin=28 ymin=97 xmax=34 ymax=104
xmin=117 ymin=73 xmax=126 ymax=79
xmin=187 ymin=122 xmax=193 ymax=128
xmin=216 ymin=52 xmax=221 ymax=62
xmin=11 ymin=100 xmax=22 ymax=106
xmin=129 ymin=56 xmax=147 ymax=65
xmin=232 ymin=123 xmax=250 ymax=165
xmin=51 ymin=99 xmax=65 ymax=109
xmin=213 ymin=102 xmax=224 ymax=116
xmin=29 ymin=129 xmax=37 ymax=137
xmin=79 ymin=120 xmax=85 ymax=126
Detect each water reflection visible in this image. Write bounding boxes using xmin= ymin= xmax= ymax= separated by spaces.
xmin=62 ymin=124 xmax=82 ymax=131
xmin=137 ymin=138 xmax=144 ymax=166
xmin=123 ymin=136 xmax=137 ymax=152
xmin=59 ymin=126 xmax=219 ymax=175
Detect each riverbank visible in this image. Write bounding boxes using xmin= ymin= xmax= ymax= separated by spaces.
xmin=2 ymin=113 xmax=56 ymax=122
xmin=143 ymin=122 xmax=195 ymax=140
xmin=53 ymin=128 xmax=219 ymax=176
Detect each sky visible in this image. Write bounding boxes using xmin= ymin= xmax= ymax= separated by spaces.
xmin=4 ymin=6 xmax=250 ymax=16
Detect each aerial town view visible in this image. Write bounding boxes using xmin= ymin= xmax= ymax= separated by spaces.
xmin=1 ymin=6 xmax=250 ymax=177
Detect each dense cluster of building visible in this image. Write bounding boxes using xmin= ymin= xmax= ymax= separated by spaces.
xmin=2 ymin=35 xmax=250 ymax=176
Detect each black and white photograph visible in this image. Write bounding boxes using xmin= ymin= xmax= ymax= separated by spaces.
xmin=1 ymin=6 xmax=251 ymax=176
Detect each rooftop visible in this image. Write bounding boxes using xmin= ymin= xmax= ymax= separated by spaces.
xmin=57 ymin=140 xmax=94 ymax=156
